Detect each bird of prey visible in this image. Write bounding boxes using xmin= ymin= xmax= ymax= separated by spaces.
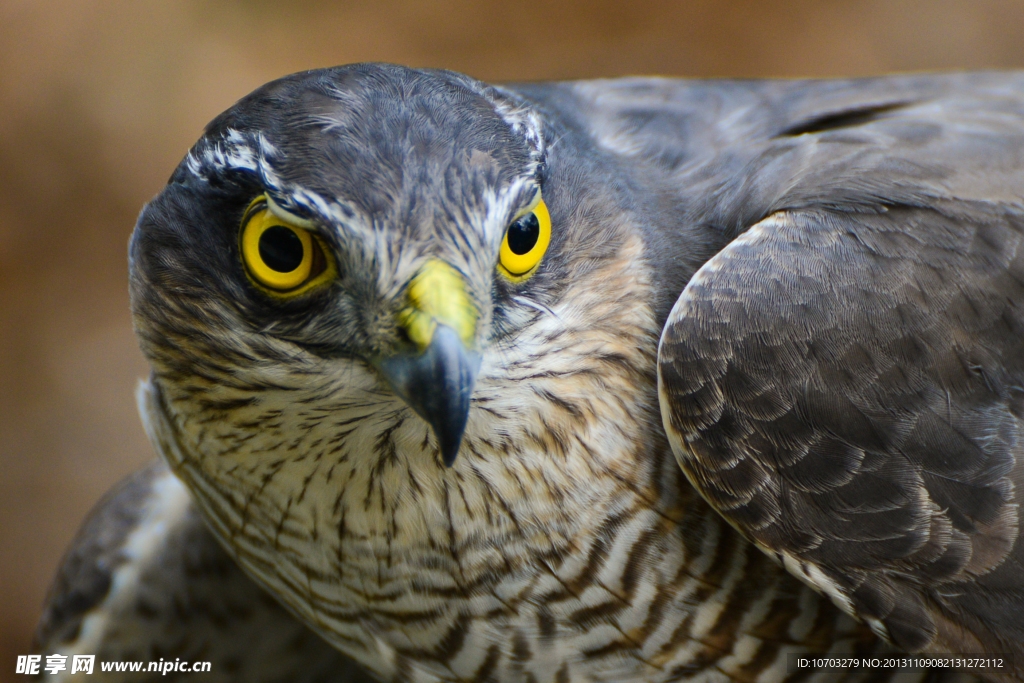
xmin=36 ymin=64 xmax=1024 ymax=683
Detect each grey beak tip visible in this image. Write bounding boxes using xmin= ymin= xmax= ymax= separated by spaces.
xmin=377 ymin=324 xmax=480 ymax=468
xmin=441 ymin=443 xmax=460 ymax=468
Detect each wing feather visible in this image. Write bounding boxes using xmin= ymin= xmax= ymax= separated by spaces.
xmin=659 ymin=207 xmax=1024 ymax=661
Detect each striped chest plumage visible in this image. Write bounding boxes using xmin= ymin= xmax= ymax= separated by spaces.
xmin=144 ymin=234 xmax=897 ymax=683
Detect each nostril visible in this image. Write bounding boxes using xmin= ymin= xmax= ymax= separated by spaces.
xmin=395 ymin=325 xmax=414 ymax=347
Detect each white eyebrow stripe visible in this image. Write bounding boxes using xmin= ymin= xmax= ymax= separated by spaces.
xmin=486 ymin=85 xmax=546 ymax=171
xmin=266 ymin=194 xmax=316 ymax=229
xmin=185 ymin=128 xmax=263 ymax=177
xmin=182 ymin=129 xmax=365 ymax=237
xmin=481 ymin=177 xmax=539 ymax=235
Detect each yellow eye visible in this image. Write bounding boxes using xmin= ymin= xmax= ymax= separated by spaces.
xmin=240 ymin=196 xmax=333 ymax=295
xmin=499 ymin=198 xmax=551 ymax=279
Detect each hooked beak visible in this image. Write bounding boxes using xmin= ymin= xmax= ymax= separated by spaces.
xmin=375 ymin=260 xmax=480 ymax=467
xmin=378 ymin=325 xmax=481 ymax=466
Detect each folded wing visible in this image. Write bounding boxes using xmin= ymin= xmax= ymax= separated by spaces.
xmin=658 ymin=205 xmax=1024 ymax=663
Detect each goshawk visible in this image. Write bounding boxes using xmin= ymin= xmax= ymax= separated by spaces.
xmin=36 ymin=64 xmax=1024 ymax=683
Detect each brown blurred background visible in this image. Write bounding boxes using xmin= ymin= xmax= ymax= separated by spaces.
xmin=3 ymin=0 xmax=1024 ymax=677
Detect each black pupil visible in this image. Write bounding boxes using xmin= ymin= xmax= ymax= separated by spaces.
xmin=259 ymin=226 xmax=304 ymax=273
xmin=507 ymin=213 xmax=540 ymax=255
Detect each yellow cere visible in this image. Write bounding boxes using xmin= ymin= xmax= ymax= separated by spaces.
xmin=398 ymin=259 xmax=478 ymax=350
xmin=499 ymin=198 xmax=551 ymax=280
xmin=239 ymin=195 xmax=335 ymax=295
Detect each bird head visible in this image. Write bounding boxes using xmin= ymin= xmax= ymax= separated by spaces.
xmin=129 ymin=64 xmax=630 ymax=479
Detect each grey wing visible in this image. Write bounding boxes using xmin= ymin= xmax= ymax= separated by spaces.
xmin=654 ymin=97 xmax=1024 ymax=665
xmin=35 ymin=461 xmax=373 ymax=682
